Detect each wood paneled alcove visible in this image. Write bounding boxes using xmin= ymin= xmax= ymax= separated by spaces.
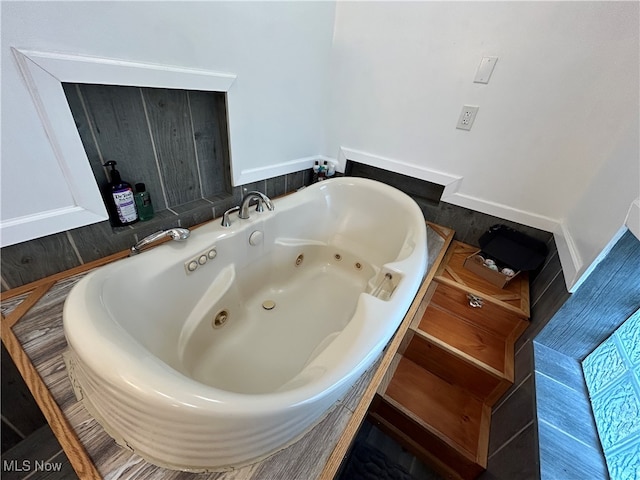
xmin=62 ymin=83 xmax=233 ymax=230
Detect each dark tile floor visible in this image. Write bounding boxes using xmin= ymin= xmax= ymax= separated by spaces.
xmin=4 ymin=419 xmax=439 ymax=480
xmin=338 ymin=420 xmax=443 ymax=480
xmin=1 ymin=424 xmax=77 ymax=480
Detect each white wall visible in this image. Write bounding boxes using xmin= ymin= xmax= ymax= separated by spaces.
xmin=2 ymin=1 xmax=638 ymax=289
xmin=327 ymin=1 xmax=639 ymax=288
xmin=558 ymin=118 xmax=639 ymax=289
xmin=1 ymin=1 xmax=335 ymax=245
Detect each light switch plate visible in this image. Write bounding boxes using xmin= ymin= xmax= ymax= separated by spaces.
xmin=474 ymin=56 xmax=498 ymax=84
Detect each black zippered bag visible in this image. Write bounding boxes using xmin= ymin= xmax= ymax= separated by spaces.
xmin=478 ymin=225 xmax=548 ymax=271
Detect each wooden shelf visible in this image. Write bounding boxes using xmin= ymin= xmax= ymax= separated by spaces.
xmin=372 ymin=354 xmax=490 ymax=479
xmin=417 ymin=303 xmax=507 ymax=375
xmin=429 ymin=280 xmax=528 ymax=349
xmin=385 ymin=356 xmax=487 ymax=458
xmin=401 ymin=331 xmax=510 ymax=406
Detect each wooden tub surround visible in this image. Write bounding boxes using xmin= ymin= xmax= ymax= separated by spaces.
xmin=0 ymin=222 xmax=449 ymax=479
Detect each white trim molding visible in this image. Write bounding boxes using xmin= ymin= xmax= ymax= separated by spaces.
xmin=625 ymin=198 xmax=640 ymax=241
xmin=13 ymin=49 xmax=237 ymax=92
xmin=443 ymin=192 xmax=560 ymax=233
xmin=3 ymin=48 xmax=237 ymax=247
xmin=337 ymin=147 xmax=463 ymax=197
xmin=556 ymin=198 xmax=640 ymax=293
xmin=234 ymin=155 xmax=335 ymax=186
xmin=336 ymin=146 xmax=560 ymax=233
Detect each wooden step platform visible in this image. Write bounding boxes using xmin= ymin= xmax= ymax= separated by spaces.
xmin=369 ymin=240 xmax=530 ymax=480
xmin=372 ymin=355 xmax=490 ymax=480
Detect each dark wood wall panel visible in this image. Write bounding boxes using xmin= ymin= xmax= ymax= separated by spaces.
xmin=0 ymin=232 xmax=81 ymax=288
xmin=72 ymin=84 xmax=168 ymax=211
xmin=62 ymin=84 xmax=102 ymax=181
xmin=189 ymin=91 xmax=231 ymax=198
xmin=142 ymin=88 xmax=200 ymax=207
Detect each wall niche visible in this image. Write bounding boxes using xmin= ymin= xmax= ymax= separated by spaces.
xmin=62 ymin=83 xmax=232 ymax=229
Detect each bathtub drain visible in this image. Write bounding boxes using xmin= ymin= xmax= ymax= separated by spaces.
xmin=262 ymin=300 xmax=276 ymax=310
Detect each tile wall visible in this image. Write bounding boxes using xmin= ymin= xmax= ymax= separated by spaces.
xmin=1 ymin=171 xmax=310 ymax=290
xmin=534 ymin=229 xmax=640 ymax=480
xmin=583 ymin=309 xmax=640 ymax=478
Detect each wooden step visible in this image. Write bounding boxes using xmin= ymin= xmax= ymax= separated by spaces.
xmin=418 ymin=303 xmax=508 ymax=375
xmin=373 ymin=354 xmax=490 ymax=480
xmin=401 ymin=330 xmax=512 ymax=406
xmin=434 ymin=241 xmax=530 ymax=318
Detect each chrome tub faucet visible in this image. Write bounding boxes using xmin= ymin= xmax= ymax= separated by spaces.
xmin=221 ymin=192 xmax=274 ymax=227
xmin=239 ymin=191 xmax=274 ymax=219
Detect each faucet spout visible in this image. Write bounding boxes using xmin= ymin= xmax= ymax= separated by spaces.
xmin=129 ymin=227 xmax=190 ymax=255
xmin=238 ymin=192 xmax=274 ymax=220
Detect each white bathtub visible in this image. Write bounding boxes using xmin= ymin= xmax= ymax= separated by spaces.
xmin=63 ymin=177 xmax=427 ymax=471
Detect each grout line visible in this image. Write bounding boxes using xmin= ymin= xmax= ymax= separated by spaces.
xmin=538 ymin=418 xmax=600 ymax=451
xmin=515 ymin=338 xmax=530 ymax=356
xmin=186 ymin=91 xmax=205 ymax=199
xmin=530 ymin=268 xmax=563 ymax=309
xmin=65 ymin=231 xmax=84 ymax=265
xmin=140 ymin=88 xmax=170 ymax=208
xmin=537 ymin=249 xmax=558 ymax=274
xmin=22 ymin=449 xmax=65 ymax=480
xmin=1 ymin=414 xmax=26 ymax=439
xmin=488 ymin=420 xmax=534 ymax=460
xmin=1 ymin=275 xmax=12 ymax=292
xmin=493 ymin=373 xmax=533 ymax=413
xmin=535 ymin=369 xmax=590 ymax=398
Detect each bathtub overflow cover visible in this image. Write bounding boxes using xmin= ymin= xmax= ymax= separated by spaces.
xmin=262 ymin=300 xmax=276 ymax=310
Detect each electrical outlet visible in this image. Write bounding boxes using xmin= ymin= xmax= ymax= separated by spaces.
xmin=456 ymin=105 xmax=479 ymax=131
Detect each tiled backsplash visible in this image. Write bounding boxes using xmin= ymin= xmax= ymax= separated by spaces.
xmin=1 ymin=82 xmax=315 ymax=290
xmin=0 ymin=170 xmax=312 ymax=290
xmin=583 ymin=308 xmax=640 ymax=479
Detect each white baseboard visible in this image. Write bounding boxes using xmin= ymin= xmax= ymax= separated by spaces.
xmin=442 ymin=192 xmax=559 ymax=233
xmin=625 ymin=198 xmax=640 ymax=241
xmin=554 ymin=197 xmax=638 ymax=292
xmin=553 ymin=222 xmax=584 ymax=292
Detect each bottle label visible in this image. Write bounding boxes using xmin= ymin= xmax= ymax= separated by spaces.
xmin=113 ymin=189 xmax=137 ymax=223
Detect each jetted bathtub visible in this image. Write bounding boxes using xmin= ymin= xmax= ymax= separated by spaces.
xmin=63 ymin=177 xmax=427 ymax=471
